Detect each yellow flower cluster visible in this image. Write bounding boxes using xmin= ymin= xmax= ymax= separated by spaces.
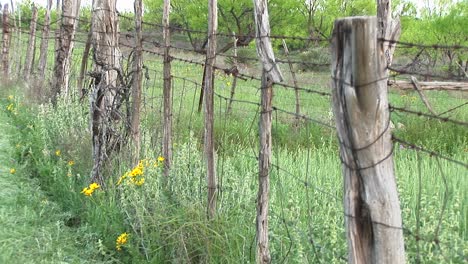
xmin=10 ymin=168 xmax=16 ymax=174
xmin=116 ymin=232 xmax=129 ymax=251
xmin=6 ymin=95 xmax=16 ymax=113
xmin=81 ymin=182 xmax=100 ymax=196
xmin=6 ymin=103 xmax=14 ymax=112
xmin=117 ymin=157 xmax=164 ymax=186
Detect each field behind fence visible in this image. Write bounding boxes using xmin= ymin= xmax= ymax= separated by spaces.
xmin=1 ymin=2 xmax=467 ymax=263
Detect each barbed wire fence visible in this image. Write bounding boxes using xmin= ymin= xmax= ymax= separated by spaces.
xmin=1 ymin=4 xmax=467 ymax=263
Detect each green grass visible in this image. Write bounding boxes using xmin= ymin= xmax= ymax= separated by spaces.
xmin=0 ymin=103 xmax=119 ymax=264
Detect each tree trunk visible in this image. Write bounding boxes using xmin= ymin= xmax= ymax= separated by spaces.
xmin=23 ymin=4 xmax=38 ymax=80
xmin=252 ymin=0 xmax=282 ymax=262
xmin=2 ymin=4 xmax=10 ymax=79
xmin=90 ymin=0 xmax=122 ymax=185
xmin=51 ymin=0 xmax=81 ymax=104
xmin=331 ymin=17 xmax=405 ymax=264
xmin=205 ymin=0 xmax=218 ymax=219
xmin=162 ymin=0 xmax=172 ymax=177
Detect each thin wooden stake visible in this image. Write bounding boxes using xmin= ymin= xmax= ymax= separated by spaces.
xmin=162 ymin=0 xmax=172 ymax=177
xmin=23 ymin=4 xmax=38 ymax=80
xmin=37 ymin=0 xmax=52 ymax=78
xmin=411 ymin=76 xmax=437 ymax=116
xmin=77 ymin=29 xmax=92 ymax=97
xmin=281 ymin=39 xmax=300 ymax=125
xmin=205 ymin=0 xmax=218 ymax=219
xmin=226 ymin=31 xmax=238 ymax=115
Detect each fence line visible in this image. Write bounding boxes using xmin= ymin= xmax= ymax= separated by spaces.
xmin=1 ymin=7 xmax=466 ymax=263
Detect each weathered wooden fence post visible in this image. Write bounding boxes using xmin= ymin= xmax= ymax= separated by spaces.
xmin=13 ymin=1 xmax=22 ymax=77
xmin=253 ymin=0 xmax=283 ymax=262
xmin=37 ymin=0 xmax=52 ymax=78
xmin=205 ymin=0 xmax=217 ymax=219
xmin=23 ymin=4 xmax=37 ymax=80
xmin=90 ymin=0 xmax=122 ymax=185
xmin=2 ymin=3 xmax=10 ymax=79
xmin=331 ymin=16 xmax=405 ymax=264
xmin=51 ymin=0 xmax=81 ymax=103
xmin=162 ymin=0 xmax=172 ymax=178
xmin=130 ymin=0 xmax=143 ymax=165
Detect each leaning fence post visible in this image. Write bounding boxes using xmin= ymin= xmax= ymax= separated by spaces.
xmin=281 ymin=39 xmax=300 ymax=125
xmin=37 ymin=0 xmax=52 ymax=77
xmin=331 ymin=16 xmax=405 ymax=264
xmin=2 ymin=3 xmax=10 ymax=79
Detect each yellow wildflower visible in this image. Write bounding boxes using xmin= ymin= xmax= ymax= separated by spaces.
xmin=6 ymin=103 xmax=14 ymax=111
xmin=10 ymin=168 xmax=16 ymax=174
xmin=81 ymin=187 xmax=94 ymax=196
xmin=55 ymin=150 xmax=61 ymax=156
xmin=116 ymin=232 xmax=129 ymax=251
xmin=89 ymin=182 xmax=100 ymax=190
xmin=68 ymin=160 xmax=75 ymax=166
xmin=81 ymin=182 xmax=100 ymax=196
xmin=134 ymin=178 xmax=145 ymax=186
xmin=157 ymin=156 xmax=165 ymax=162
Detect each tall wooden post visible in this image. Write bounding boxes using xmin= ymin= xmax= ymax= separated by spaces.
xmin=253 ymin=0 xmax=283 ymax=262
xmin=162 ymin=0 xmax=172 ymax=177
xmin=90 ymin=0 xmax=122 ymax=185
xmin=13 ymin=1 xmax=22 ymax=77
xmin=205 ymin=0 xmax=217 ymax=219
xmin=331 ymin=17 xmax=405 ymax=264
xmin=51 ymin=0 xmax=81 ymax=103
xmin=37 ymin=0 xmax=53 ymax=78
xmin=2 ymin=4 xmax=10 ymax=79
xmin=130 ymin=0 xmax=143 ymax=165
xmin=23 ymin=4 xmax=38 ymax=80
